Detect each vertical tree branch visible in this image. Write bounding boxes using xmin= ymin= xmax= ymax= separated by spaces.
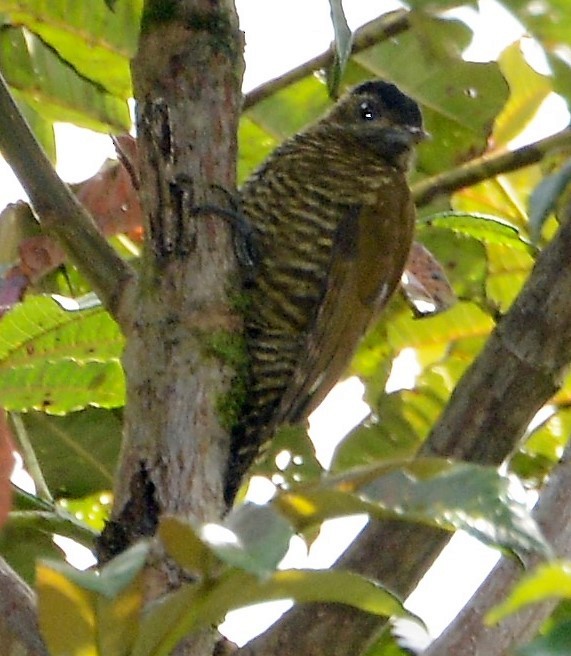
xmin=97 ymin=1 xmax=244 ymax=653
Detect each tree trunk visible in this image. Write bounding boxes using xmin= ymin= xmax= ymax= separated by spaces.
xmin=98 ymin=1 xmax=244 ymax=654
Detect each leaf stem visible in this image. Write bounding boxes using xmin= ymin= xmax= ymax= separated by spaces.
xmin=10 ymin=413 xmax=53 ymax=503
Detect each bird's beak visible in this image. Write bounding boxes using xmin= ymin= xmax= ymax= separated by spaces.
xmin=407 ymin=126 xmax=431 ymax=143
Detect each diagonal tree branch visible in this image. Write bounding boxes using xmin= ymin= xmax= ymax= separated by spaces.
xmin=0 ymin=555 xmax=48 ymax=656
xmin=242 ymin=9 xmax=411 ymax=110
xmin=0 ymin=73 xmax=136 ymax=329
xmin=413 ymin=127 xmax=571 ymax=207
xmin=424 ymin=436 xmax=571 ymax=655
xmin=239 ymin=177 xmax=571 ymax=656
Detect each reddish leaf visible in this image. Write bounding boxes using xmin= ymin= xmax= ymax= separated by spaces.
xmin=3 ymin=133 xmax=143 ymax=298
xmin=18 ymin=237 xmax=65 ymax=282
xmin=75 ymin=143 xmax=142 ymax=240
xmin=0 ymin=269 xmax=29 ymax=317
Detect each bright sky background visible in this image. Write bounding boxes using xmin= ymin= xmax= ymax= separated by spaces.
xmin=4 ymin=0 xmax=571 ymax=651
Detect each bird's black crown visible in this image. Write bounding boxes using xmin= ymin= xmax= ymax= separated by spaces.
xmin=353 ymin=80 xmax=422 ymax=128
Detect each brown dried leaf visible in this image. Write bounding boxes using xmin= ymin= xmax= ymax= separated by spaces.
xmin=402 ymin=241 xmax=456 ymax=315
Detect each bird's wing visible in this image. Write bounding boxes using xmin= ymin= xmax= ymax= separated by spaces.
xmin=274 ymin=180 xmax=416 ymax=426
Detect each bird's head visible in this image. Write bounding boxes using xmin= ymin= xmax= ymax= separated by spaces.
xmin=321 ymin=80 xmax=428 ymax=169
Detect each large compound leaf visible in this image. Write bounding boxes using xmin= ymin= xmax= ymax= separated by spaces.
xmin=351 ymin=15 xmax=508 ymax=174
xmin=0 ymin=295 xmax=125 ymax=413
xmin=133 ymin=568 xmax=419 ymax=656
xmin=487 ymin=560 xmax=571 ymax=625
xmin=0 ymin=0 xmax=141 ymax=98
xmin=503 ymin=0 xmax=571 ymax=49
xmin=0 ymin=517 xmax=65 ymax=583
xmin=18 ymin=408 xmax=122 ymax=497
xmin=0 ymin=26 xmax=131 ymax=133
xmin=492 ymin=41 xmax=552 ymax=147
xmin=277 ymin=459 xmax=549 ymax=558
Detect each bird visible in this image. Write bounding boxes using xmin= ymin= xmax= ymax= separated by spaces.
xmin=226 ymin=79 xmax=427 ymax=505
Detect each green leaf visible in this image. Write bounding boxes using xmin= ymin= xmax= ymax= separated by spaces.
xmin=58 ymin=490 xmax=112 ymax=532
xmin=254 ymin=424 xmax=323 ymax=488
xmin=529 ymin=160 xmax=571 ymax=241
xmin=159 ymin=516 xmax=222 ymax=577
xmin=13 ymin=97 xmax=56 ymax=162
xmin=19 ymin=409 xmax=122 ymax=497
xmin=40 ymin=541 xmax=149 ymax=598
xmin=37 ymin=547 xmax=147 ymax=656
xmin=417 ymin=212 xmax=536 ymax=312
xmin=237 ymin=116 xmax=279 ymax=183
xmin=278 ymin=459 xmax=550 ymax=557
xmin=418 ymin=213 xmax=533 ymax=252
xmin=5 ymin=508 xmax=97 ymax=549
xmin=244 ymin=75 xmax=331 ymax=143
xmin=133 ymin=568 xmax=421 ymax=656
xmin=0 ymin=0 xmax=141 ymax=98
xmin=0 ymin=513 xmax=66 ymax=583
xmin=493 ymin=41 xmax=552 ymax=146
xmin=216 ymin=503 xmax=294 ymax=574
xmin=363 ymin=626 xmax=419 ymax=656
xmin=327 ymin=0 xmax=353 ymax=96
xmin=505 ymin=0 xmax=571 ymax=49
xmin=351 ymin=16 xmax=508 ymax=173
xmin=518 ymin=620 xmax=571 ymax=656
xmin=0 ymin=26 xmax=131 ymax=132
xmin=0 ymin=295 xmax=125 ymax=413
xmin=487 ymin=561 xmax=571 ymax=625
xmin=0 ymin=358 xmax=125 ymax=413
xmin=161 ymin=506 xmax=294 ymax=577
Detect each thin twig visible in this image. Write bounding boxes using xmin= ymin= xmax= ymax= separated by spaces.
xmin=413 ymin=128 xmax=571 ymax=207
xmin=0 ymin=73 xmax=136 ymax=329
xmin=242 ymin=10 xmax=411 ymax=110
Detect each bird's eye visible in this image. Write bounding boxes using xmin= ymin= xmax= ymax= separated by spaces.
xmin=359 ymin=101 xmax=376 ymax=121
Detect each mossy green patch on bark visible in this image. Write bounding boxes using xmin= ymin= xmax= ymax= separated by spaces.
xmin=201 ymin=330 xmax=249 ymax=431
xmin=141 ymin=0 xmax=177 ymax=32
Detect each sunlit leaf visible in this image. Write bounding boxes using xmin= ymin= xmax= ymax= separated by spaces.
xmin=56 ymin=491 xmax=110 ymax=532
xmin=487 ymin=561 xmax=571 ymax=624
xmin=0 ymin=295 xmax=125 ymax=413
xmin=159 ymin=516 xmax=222 ymax=577
xmin=493 ymin=41 xmax=552 ymax=147
xmin=1 ymin=26 xmax=130 ymax=133
xmin=37 ymin=561 xmax=97 ymax=656
xmin=132 ymin=568 xmax=420 ymax=656
xmin=277 ymin=459 xmax=549 ymax=557
xmin=0 ymin=0 xmax=142 ymax=98
xmin=161 ymin=506 xmax=294 ymax=577
xmin=418 ymin=213 xmax=533 ymax=252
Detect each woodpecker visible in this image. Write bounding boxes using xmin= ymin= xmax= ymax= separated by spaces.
xmin=226 ymin=80 xmax=426 ymax=504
